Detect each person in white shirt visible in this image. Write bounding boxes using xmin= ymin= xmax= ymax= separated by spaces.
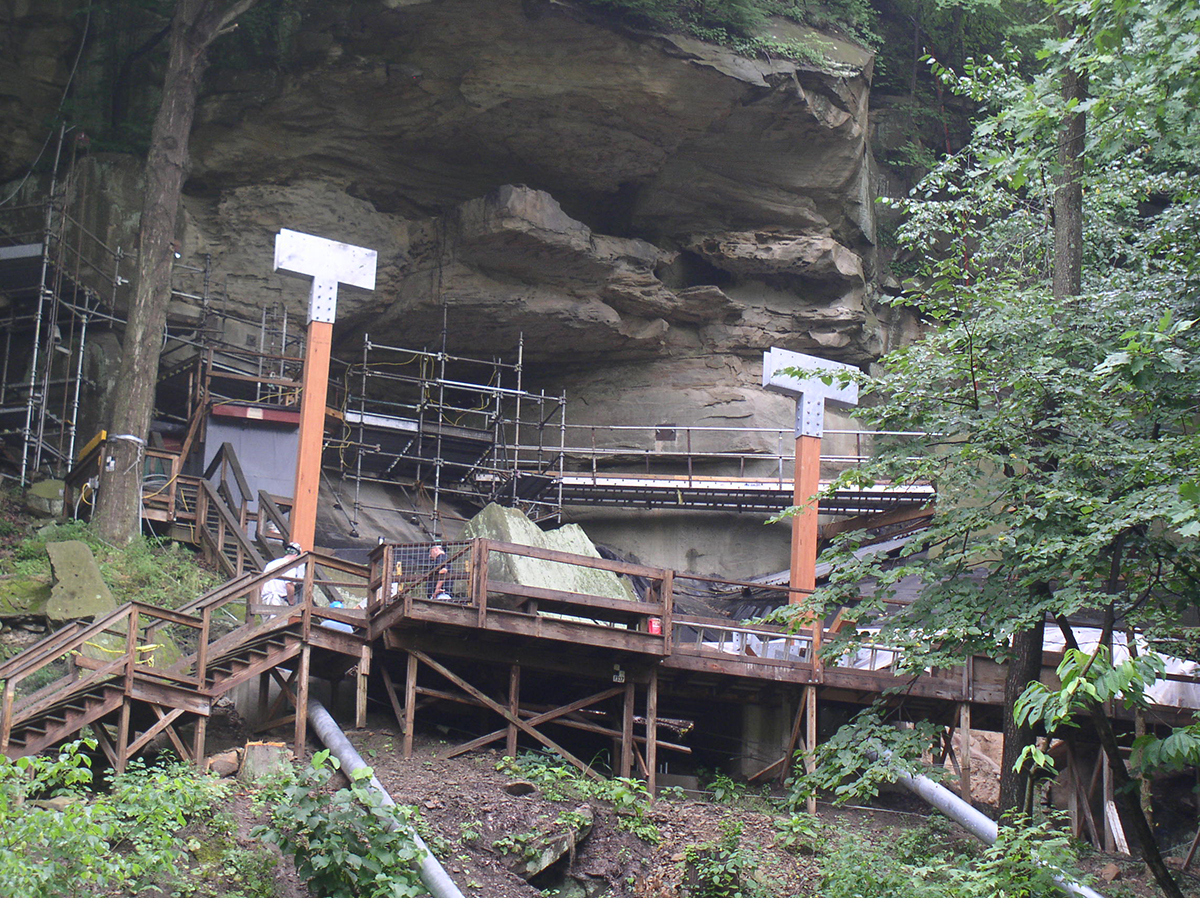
xmin=262 ymin=542 xmax=305 ymax=605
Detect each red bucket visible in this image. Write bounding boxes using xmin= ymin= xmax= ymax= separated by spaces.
xmin=648 ymin=617 xmax=662 ymax=635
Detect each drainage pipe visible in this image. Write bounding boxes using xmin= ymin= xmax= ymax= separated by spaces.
xmin=306 ymin=699 xmax=467 ymax=898
xmin=881 ymin=754 xmax=1107 ymax=898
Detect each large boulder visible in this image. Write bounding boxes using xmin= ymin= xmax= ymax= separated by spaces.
xmin=44 ymin=540 xmax=116 ymax=625
xmin=463 ymin=504 xmax=636 ymax=602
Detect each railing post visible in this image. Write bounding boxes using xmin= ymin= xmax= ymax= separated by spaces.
xmin=476 ymin=539 xmax=490 ymax=629
xmin=660 ymin=569 xmax=673 ymax=652
xmin=0 ymin=680 xmax=15 ymax=752
xmin=301 ymin=554 xmax=316 ymax=640
xmin=197 ymin=606 xmax=211 ymax=689
xmin=125 ymin=606 xmax=139 ymax=688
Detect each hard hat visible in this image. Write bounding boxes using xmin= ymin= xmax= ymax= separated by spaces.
xmin=285 ymin=542 xmax=303 ymax=555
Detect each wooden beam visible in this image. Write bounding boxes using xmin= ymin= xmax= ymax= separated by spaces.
xmin=647 ymin=668 xmax=658 ymax=796
xmin=804 ymin=686 xmax=817 ymax=815
xmin=92 ymin=722 xmax=119 ymax=767
xmin=355 ymin=645 xmax=371 ymax=729
xmin=381 ymin=665 xmax=406 ymax=733
xmin=291 ymin=319 xmax=333 ymax=551
xmin=620 ymin=679 xmax=635 ymax=779
xmin=116 ymin=699 xmax=132 ymax=774
xmin=507 ymin=664 xmax=520 ymax=758
xmin=440 ymin=686 xmax=624 ymax=759
xmin=958 ymin=703 xmax=971 ymax=804
xmin=411 ymin=650 xmax=602 ymax=781
xmin=192 ymin=714 xmax=207 ymax=767
xmin=294 ymin=644 xmax=311 ymax=757
xmin=127 ymin=707 xmax=187 ymax=756
xmin=404 ymin=652 xmax=417 ymax=760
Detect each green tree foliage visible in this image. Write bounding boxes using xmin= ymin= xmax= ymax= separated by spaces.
xmin=258 ymin=750 xmax=426 ymax=898
xmin=0 ymin=741 xmax=245 ymax=897
xmin=785 ymin=0 xmax=1199 ymax=889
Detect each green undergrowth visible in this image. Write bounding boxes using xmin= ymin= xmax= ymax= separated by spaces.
xmin=497 ymin=752 xmax=661 ymax=843
xmin=0 ymin=516 xmax=221 ymax=611
xmin=579 ymin=0 xmax=877 ymax=66
xmin=256 ymin=750 xmax=427 ymax=898
xmin=0 ymin=740 xmax=277 ymax=898
xmin=0 ymin=741 xmax=433 ymax=898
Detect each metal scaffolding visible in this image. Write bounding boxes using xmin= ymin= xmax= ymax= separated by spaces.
xmin=0 ymin=133 xmax=127 ymax=483
xmin=331 ymin=335 xmax=567 ymax=531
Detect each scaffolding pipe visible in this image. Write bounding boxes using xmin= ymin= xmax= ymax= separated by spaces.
xmin=306 ymin=699 xmax=467 ymax=898
xmin=875 ymin=751 xmax=1107 ymax=898
xmin=65 ymin=307 xmax=89 ymax=466
xmin=20 ymin=125 xmax=65 ymax=484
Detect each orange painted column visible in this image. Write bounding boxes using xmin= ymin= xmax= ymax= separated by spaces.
xmin=790 ymin=434 xmax=822 ymax=657
xmin=290 ymin=319 xmax=333 ymax=551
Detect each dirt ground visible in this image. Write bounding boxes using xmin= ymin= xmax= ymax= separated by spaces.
xmin=216 ymin=709 xmax=1200 ymax=898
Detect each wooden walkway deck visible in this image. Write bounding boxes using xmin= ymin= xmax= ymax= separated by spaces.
xmin=3 ymin=539 xmax=1196 ymax=805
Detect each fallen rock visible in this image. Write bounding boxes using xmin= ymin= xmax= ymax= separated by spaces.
xmin=1100 ymin=863 xmax=1121 ymax=883
xmin=501 ymin=804 xmax=594 ymax=880
xmin=25 ymin=479 xmax=64 ymax=518
xmin=45 ymin=540 xmax=116 ymax=625
xmin=206 ymin=749 xmax=242 ymax=777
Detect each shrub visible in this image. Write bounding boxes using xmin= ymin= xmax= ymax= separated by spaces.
xmin=258 ymin=750 xmax=426 ymax=898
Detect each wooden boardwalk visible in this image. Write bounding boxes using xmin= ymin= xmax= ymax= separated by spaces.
xmin=3 ymin=539 xmax=1196 ymax=806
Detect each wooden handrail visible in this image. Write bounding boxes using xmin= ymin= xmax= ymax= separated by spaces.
xmin=197 ymin=480 xmax=267 ymax=572
xmin=257 ymin=489 xmax=291 ymax=552
xmin=482 ymin=539 xmax=670 ymax=580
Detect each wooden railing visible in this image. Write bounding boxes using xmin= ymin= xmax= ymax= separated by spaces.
xmin=368 ymin=539 xmax=671 ymax=645
xmin=0 ymin=552 xmax=370 ymax=753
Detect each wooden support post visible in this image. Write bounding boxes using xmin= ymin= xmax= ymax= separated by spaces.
xmin=291 ymin=320 xmax=333 ymax=550
xmin=1103 ymin=755 xmax=1130 ymax=854
xmin=258 ymin=671 xmax=270 ymax=720
xmin=0 ymin=681 xmax=14 ymax=753
xmin=791 ymin=434 xmax=822 ymax=661
xmin=507 ymin=663 xmax=521 ymax=759
xmin=293 ymin=644 xmax=311 ymax=758
xmin=804 ymin=686 xmax=817 ymax=815
xmin=381 ymin=665 xmax=406 ymax=733
xmin=192 ymin=714 xmax=207 ymax=768
xmin=646 ymin=668 xmax=658 ymax=796
xmin=620 ymin=679 xmax=635 ymax=779
xmin=355 ymin=645 xmax=371 ymax=730
xmin=92 ymin=723 xmax=119 ymax=767
xmin=404 ymin=652 xmax=418 ymax=759
xmin=958 ymin=703 xmax=971 ymax=805
xmin=116 ymin=699 xmax=132 ymax=774
xmin=1065 ymin=741 xmax=1100 ymax=847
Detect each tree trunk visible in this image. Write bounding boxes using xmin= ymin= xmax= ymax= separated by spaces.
xmin=999 ymin=617 xmax=1044 ymax=815
xmin=1052 ymin=15 xmax=1086 ymax=301
xmin=93 ymin=0 xmax=258 ymax=544
xmin=1088 ymin=699 xmax=1184 ymax=898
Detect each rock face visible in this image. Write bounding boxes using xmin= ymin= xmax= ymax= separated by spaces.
xmin=173 ymin=0 xmax=884 ymax=382
xmin=4 ymin=0 xmax=892 ymax=576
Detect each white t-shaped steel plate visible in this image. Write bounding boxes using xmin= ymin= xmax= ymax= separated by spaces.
xmin=273 ymin=229 xmax=378 ymax=324
xmin=762 ymin=348 xmax=859 ymax=438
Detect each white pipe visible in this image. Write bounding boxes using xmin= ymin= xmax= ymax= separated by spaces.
xmin=306 ymin=699 xmax=467 ymax=898
xmin=879 ymin=753 xmax=1107 ymax=898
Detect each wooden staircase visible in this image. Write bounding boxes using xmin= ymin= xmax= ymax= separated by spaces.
xmin=0 ymin=553 xmax=370 ymax=770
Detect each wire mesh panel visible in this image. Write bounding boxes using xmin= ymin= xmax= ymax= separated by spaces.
xmin=382 ymin=542 xmax=473 ymax=605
